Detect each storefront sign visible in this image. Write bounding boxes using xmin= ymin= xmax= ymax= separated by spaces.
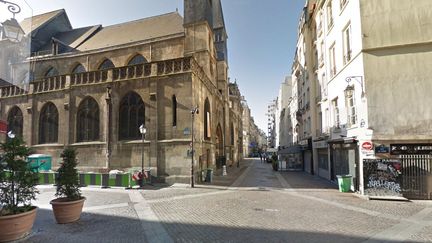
xmin=313 ymin=140 xmax=328 ymax=149
xmin=363 ymin=159 xmax=402 ymax=197
xmin=390 ymin=144 xmax=432 ymax=155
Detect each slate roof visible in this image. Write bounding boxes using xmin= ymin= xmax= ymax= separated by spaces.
xmin=77 ymin=12 xmax=184 ymax=51
xmin=38 ymin=25 xmax=101 ymax=52
xmin=20 ymin=9 xmax=68 ymax=34
xmin=0 ymin=78 xmax=12 ymax=87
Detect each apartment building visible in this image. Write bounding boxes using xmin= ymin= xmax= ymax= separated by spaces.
xmin=285 ymin=0 xmax=432 ymax=199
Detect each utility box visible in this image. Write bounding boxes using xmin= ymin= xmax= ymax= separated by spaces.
xmin=28 ymin=154 xmax=52 ymax=172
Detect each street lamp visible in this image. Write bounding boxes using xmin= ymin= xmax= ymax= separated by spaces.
xmin=190 ymin=106 xmax=199 ymax=188
xmin=139 ymin=124 xmax=147 ymax=187
xmin=345 ymin=76 xmax=365 ymax=97
xmin=0 ymin=0 xmax=24 ymax=42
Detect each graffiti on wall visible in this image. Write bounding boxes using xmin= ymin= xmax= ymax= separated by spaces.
xmin=363 ymin=159 xmax=402 ymax=197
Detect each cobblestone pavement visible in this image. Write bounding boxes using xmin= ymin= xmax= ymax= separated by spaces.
xmin=22 ymin=158 xmax=432 ymax=243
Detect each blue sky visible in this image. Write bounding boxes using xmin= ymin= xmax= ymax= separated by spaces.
xmin=18 ymin=0 xmax=305 ymax=132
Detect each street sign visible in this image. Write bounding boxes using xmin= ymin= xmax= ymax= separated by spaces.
xmin=362 ymin=142 xmax=373 ymax=150
xmin=375 ymin=145 xmax=390 ymax=154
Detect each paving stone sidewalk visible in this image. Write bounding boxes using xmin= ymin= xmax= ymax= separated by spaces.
xmin=19 ymin=158 xmax=432 ymax=243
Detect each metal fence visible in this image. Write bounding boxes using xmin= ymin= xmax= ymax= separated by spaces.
xmin=400 ymin=155 xmax=432 ymax=200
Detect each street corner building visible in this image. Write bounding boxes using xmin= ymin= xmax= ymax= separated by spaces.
xmin=0 ymin=0 xmax=245 ymax=184
xmin=274 ymin=0 xmax=432 ymax=200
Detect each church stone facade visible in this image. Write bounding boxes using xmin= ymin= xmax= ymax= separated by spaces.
xmin=0 ymin=0 xmax=243 ymax=184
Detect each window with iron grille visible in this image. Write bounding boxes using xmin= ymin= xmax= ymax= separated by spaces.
xmin=332 ymin=98 xmax=340 ymax=128
xmin=39 ymin=102 xmax=58 ymax=144
xmin=329 ymin=44 xmax=336 ymax=77
xmin=345 ymin=87 xmax=357 ymax=127
xmin=326 ymin=0 xmax=333 ymax=29
xmin=77 ymin=97 xmax=100 ymax=142
xmin=343 ymin=24 xmax=352 ymax=65
xmin=119 ymin=92 xmax=145 ymax=140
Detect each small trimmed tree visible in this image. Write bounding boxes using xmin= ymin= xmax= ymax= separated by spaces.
xmin=55 ymin=147 xmax=81 ymax=201
xmin=0 ymin=137 xmax=38 ymax=216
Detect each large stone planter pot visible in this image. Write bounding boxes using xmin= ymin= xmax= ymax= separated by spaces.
xmin=50 ymin=197 xmax=85 ymax=224
xmin=0 ymin=207 xmax=37 ymax=242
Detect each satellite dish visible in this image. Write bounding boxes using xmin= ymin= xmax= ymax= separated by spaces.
xmin=7 ymin=131 xmax=15 ymax=139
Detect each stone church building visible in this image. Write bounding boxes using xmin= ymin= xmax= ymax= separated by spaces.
xmin=0 ymin=0 xmax=244 ymax=184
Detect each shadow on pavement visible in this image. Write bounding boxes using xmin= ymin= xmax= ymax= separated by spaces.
xmin=278 ymin=171 xmax=339 ymax=190
xmin=20 ymin=208 xmax=410 ymax=243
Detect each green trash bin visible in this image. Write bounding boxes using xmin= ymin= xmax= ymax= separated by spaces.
xmin=205 ymin=168 xmax=213 ymax=183
xmin=336 ymin=175 xmax=352 ymax=192
xmin=28 ymin=154 xmax=52 ymax=172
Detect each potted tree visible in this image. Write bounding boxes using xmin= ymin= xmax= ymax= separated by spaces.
xmin=0 ymin=136 xmax=39 ymax=242
xmin=50 ymin=147 xmax=85 ymax=224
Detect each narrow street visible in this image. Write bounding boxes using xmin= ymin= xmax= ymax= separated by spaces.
xmin=27 ymin=158 xmax=432 ymax=243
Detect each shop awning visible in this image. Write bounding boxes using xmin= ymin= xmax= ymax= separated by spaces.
xmin=278 ymin=145 xmax=302 ymax=154
xmin=328 ymin=137 xmax=357 ymax=144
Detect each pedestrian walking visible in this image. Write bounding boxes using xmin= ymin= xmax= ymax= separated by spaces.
xmin=259 ymin=152 xmax=262 ymax=163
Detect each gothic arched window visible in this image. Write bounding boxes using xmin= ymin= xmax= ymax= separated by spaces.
xmin=7 ymin=106 xmax=23 ymax=138
xmin=128 ymin=54 xmax=147 ymax=65
xmin=172 ymin=95 xmax=177 ymax=127
xmin=77 ymin=97 xmax=99 ymax=142
xmin=39 ymin=102 xmax=58 ymax=144
xmin=204 ymin=98 xmax=211 ymax=140
xmin=72 ymin=64 xmax=86 ymax=74
xmin=119 ymin=92 xmax=145 ymax=140
xmin=45 ymin=67 xmax=59 ymax=77
xmin=98 ymin=59 xmax=115 ymax=70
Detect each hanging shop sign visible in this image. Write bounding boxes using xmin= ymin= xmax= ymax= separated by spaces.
xmin=363 ymin=159 xmax=402 ymax=198
xmin=390 ymin=144 xmax=432 ymax=155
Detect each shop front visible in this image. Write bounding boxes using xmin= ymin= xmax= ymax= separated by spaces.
xmin=329 ymin=137 xmax=359 ymax=192
xmin=313 ymin=139 xmax=329 ymax=179
xmin=300 ymin=138 xmax=313 ymax=174
xmin=278 ymin=145 xmax=303 ymax=171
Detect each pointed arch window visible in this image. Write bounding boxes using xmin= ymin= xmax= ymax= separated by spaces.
xmin=7 ymin=106 xmax=23 ymax=138
xmin=72 ymin=64 xmax=86 ymax=74
xmin=45 ymin=67 xmax=59 ymax=77
xmin=119 ymin=92 xmax=145 ymax=140
xmin=77 ymin=97 xmax=100 ymax=142
xmin=39 ymin=102 xmax=58 ymax=144
xmin=204 ymin=98 xmax=211 ymax=140
xmin=172 ymin=95 xmax=177 ymax=127
xmin=98 ymin=59 xmax=115 ymax=70
xmin=128 ymin=54 xmax=147 ymax=66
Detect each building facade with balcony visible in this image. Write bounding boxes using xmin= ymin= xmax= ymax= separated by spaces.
xmin=289 ymin=0 xmax=432 ymax=199
xmin=0 ymin=0 xmax=246 ymax=184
